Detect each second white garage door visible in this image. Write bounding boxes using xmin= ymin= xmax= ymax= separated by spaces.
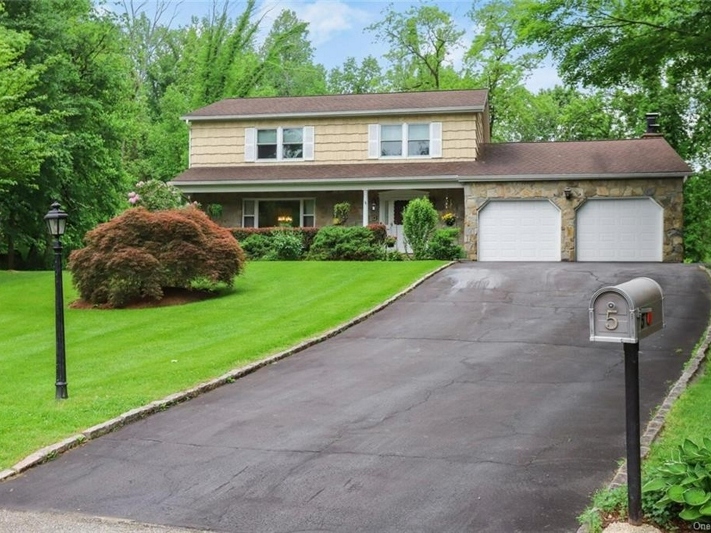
xmin=478 ymin=200 xmax=561 ymax=261
xmin=576 ymin=198 xmax=663 ymax=261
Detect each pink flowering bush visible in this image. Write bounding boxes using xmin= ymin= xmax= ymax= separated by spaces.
xmin=127 ymin=179 xmax=185 ymax=211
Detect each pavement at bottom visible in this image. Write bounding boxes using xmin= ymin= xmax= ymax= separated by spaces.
xmin=0 ymin=263 xmax=709 ymax=533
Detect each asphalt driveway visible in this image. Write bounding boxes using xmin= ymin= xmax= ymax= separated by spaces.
xmin=1 ymin=263 xmax=709 ymax=533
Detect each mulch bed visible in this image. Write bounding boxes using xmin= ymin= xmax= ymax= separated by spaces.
xmin=70 ymin=287 xmax=218 ymax=309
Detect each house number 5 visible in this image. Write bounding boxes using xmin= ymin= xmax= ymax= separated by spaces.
xmin=605 ymin=302 xmax=618 ymax=330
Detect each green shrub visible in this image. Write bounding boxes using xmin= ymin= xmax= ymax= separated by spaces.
xmin=683 ymin=172 xmax=711 ymax=262
xmin=642 ymin=438 xmax=711 ymax=523
xmin=426 ymin=228 xmax=465 ymax=260
xmin=403 ymin=197 xmax=438 ymax=259
xmin=333 ymin=202 xmax=351 ymax=225
xmin=267 ymin=230 xmax=303 ymax=260
xmin=69 ymin=207 xmax=245 ymax=308
xmin=231 ymin=227 xmax=319 ymax=253
xmin=241 ymin=234 xmax=273 ymax=260
xmin=308 ymin=226 xmax=384 ymax=261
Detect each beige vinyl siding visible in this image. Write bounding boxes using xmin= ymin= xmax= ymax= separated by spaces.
xmin=191 ymin=123 xmax=243 ymax=166
xmin=189 ymin=113 xmax=481 ymax=167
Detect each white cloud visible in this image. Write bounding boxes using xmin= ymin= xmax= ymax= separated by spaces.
xmin=258 ymin=0 xmax=372 ymax=46
xmin=526 ymin=62 xmax=562 ymax=92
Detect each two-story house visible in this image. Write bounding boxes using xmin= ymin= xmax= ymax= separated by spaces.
xmin=171 ymin=89 xmax=691 ymax=262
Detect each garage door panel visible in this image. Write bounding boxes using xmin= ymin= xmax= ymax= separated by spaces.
xmin=577 ymin=198 xmax=662 ymax=262
xmin=479 ymin=201 xmax=561 ymax=261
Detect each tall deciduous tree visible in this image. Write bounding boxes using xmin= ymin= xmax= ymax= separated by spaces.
xmin=464 ymin=0 xmax=543 ymax=139
xmin=328 ymin=56 xmax=384 ymax=94
xmin=519 ymin=0 xmax=711 ymax=164
xmin=256 ymin=9 xmax=326 ymax=96
xmin=367 ymin=3 xmax=464 ymax=90
xmin=0 ymin=0 xmax=134 ymax=266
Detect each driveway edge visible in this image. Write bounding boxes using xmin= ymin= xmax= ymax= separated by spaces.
xmin=576 ymin=265 xmax=711 ymax=533
xmin=0 ymin=261 xmax=454 ymax=483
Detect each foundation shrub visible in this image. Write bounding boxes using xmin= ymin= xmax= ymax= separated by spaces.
xmin=266 ymin=231 xmax=304 ymax=260
xmin=367 ymin=223 xmax=387 ymax=244
xmin=426 ymin=228 xmax=465 ymax=260
xmin=308 ymin=226 xmax=384 ymax=261
xmin=69 ymin=207 xmax=245 ymax=307
xmin=231 ymin=227 xmax=319 ymax=253
xmin=402 ymin=197 xmax=438 ymax=259
xmin=241 ymin=234 xmax=273 ymax=260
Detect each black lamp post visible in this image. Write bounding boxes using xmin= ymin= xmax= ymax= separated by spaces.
xmin=44 ymin=202 xmax=69 ymax=400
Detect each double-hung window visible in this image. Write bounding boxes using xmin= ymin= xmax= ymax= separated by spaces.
xmin=368 ymin=122 xmax=442 ymax=159
xmin=245 ymin=126 xmax=314 ymax=162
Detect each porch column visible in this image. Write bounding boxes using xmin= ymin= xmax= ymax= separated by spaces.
xmin=362 ymin=189 xmax=369 ymax=226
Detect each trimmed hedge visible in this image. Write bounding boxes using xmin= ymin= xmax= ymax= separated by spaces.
xmin=69 ymin=207 xmax=245 ymax=307
xmin=232 ymin=224 xmax=387 ymax=260
xmin=307 ymin=226 xmax=384 ymax=261
xmin=231 ymin=227 xmax=320 ymax=253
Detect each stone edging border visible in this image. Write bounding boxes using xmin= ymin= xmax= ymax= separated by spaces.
xmin=576 ymin=264 xmax=711 ymax=533
xmin=0 ymin=262 xmax=455 ymax=483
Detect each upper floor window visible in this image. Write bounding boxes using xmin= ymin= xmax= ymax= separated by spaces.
xmin=368 ymin=122 xmax=442 ymax=159
xmin=246 ymin=126 xmax=314 ymax=162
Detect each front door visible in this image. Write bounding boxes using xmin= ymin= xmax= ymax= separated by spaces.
xmin=389 ymin=199 xmax=411 ymax=253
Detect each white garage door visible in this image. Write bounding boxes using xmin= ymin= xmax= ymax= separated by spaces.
xmin=577 ymin=198 xmax=663 ymax=261
xmin=478 ymin=200 xmax=561 ymax=261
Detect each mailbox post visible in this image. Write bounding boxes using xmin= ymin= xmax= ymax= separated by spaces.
xmin=589 ymin=278 xmax=664 ymax=526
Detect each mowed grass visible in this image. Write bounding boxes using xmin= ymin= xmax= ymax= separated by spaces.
xmin=645 ymin=360 xmax=711 ymax=469
xmin=0 ymin=261 xmax=445 ymax=469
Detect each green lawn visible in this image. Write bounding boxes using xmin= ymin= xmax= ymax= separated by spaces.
xmin=579 ymin=350 xmax=711 ymax=531
xmin=0 ymin=261 xmax=445 ymax=469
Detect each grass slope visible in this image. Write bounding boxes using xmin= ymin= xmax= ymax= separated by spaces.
xmin=0 ymin=261 xmax=444 ymax=469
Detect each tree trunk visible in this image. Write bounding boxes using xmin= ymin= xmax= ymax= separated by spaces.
xmin=7 ymin=234 xmax=14 ymax=271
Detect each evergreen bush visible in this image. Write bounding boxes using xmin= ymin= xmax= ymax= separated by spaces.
xmin=402 ymin=197 xmax=439 ymax=259
xmin=308 ymin=226 xmax=383 ymax=261
xmin=266 ymin=230 xmax=303 ymax=260
xmin=426 ymin=228 xmax=465 ymax=260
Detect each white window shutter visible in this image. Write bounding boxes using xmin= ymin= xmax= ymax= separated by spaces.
xmin=303 ymin=126 xmax=315 ymax=160
xmin=430 ymin=122 xmax=442 ymax=158
xmin=368 ymin=124 xmax=380 ymax=159
xmin=244 ymin=128 xmax=256 ymax=162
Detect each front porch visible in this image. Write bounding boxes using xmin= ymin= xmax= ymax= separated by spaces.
xmin=190 ymin=188 xmax=466 ymax=254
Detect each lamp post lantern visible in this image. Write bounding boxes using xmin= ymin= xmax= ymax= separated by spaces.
xmin=44 ymin=202 xmax=69 ymax=400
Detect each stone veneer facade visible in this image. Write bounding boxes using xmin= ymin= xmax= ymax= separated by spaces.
xmin=462 ymin=177 xmax=684 ymax=262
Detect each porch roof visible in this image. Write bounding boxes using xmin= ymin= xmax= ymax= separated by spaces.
xmin=172 ymin=137 xmax=690 ymax=190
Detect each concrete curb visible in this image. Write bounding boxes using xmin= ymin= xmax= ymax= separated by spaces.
xmin=576 ymin=265 xmax=711 ymax=533
xmin=0 ymin=261 xmax=455 ymax=483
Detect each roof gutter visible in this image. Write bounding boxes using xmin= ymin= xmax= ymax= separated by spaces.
xmin=457 ymin=171 xmax=691 ymax=182
xmin=181 ymin=105 xmax=486 ymax=122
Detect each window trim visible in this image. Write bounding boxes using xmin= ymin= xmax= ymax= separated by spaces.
xmin=368 ymin=122 xmax=442 ymax=159
xmin=242 ymin=198 xmax=316 ymax=228
xmin=245 ymin=126 xmax=314 ymax=162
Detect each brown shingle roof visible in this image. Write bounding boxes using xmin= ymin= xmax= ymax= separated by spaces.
xmin=183 ymin=90 xmax=489 ymax=120
xmin=172 ymin=137 xmax=690 ymax=186
xmin=471 ymin=138 xmax=691 ymax=177
xmin=173 ymin=161 xmax=473 ymax=183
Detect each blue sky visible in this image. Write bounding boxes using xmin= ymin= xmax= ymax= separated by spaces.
xmin=140 ymin=0 xmax=560 ymax=91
